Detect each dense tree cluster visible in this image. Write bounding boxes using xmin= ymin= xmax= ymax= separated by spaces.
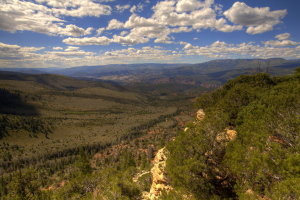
xmin=166 ymin=68 xmax=300 ymax=199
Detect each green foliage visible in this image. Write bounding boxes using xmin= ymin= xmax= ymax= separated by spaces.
xmin=93 ymin=167 xmax=141 ymax=199
xmin=166 ymin=129 xmax=215 ymax=198
xmin=167 ymin=68 xmax=300 ymax=199
xmin=54 ymin=173 xmax=98 ymax=200
xmin=136 ymin=172 xmax=152 ymax=191
xmin=118 ymin=150 xmax=136 ymax=171
xmin=0 ymin=114 xmax=54 ymax=138
xmin=3 ymin=168 xmax=44 ymax=200
xmin=76 ymin=148 xmax=92 ymax=175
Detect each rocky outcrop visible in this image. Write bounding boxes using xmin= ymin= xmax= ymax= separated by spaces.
xmin=216 ymin=128 xmax=237 ymax=144
xmin=196 ymin=109 xmax=205 ymax=121
xmin=147 ymin=147 xmax=172 ymax=199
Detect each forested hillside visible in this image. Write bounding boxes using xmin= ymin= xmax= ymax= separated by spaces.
xmin=166 ymin=67 xmax=300 ymax=199
xmin=0 ymin=68 xmax=299 ymax=199
xmin=0 ymin=72 xmax=195 ymax=199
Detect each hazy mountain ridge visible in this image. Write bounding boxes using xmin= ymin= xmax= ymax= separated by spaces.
xmin=1 ymin=59 xmax=299 ymax=85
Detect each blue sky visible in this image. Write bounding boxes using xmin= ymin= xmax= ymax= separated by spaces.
xmin=0 ymin=0 xmax=299 ymax=68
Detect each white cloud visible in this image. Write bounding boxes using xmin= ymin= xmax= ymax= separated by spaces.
xmin=262 ymin=40 xmax=300 ymax=47
xmin=154 ymin=36 xmax=173 ymax=44
xmin=106 ymin=19 xmax=125 ymax=30
xmin=0 ymin=42 xmax=44 ymax=64
xmin=179 ymin=41 xmax=189 ymax=45
xmin=130 ymin=26 xmax=170 ymax=39
xmin=214 ymin=18 xmax=243 ymax=32
xmin=63 ymin=37 xmax=112 ymax=45
xmin=65 ymin=46 xmax=80 ymax=52
xmin=120 ymin=31 xmax=128 ymax=36
xmin=46 ymin=51 xmax=95 ymax=57
xmin=213 ymin=3 xmax=223 ymax=16
xmin=211 ymin=41 xmax=227 ymax=47
xmin=224 ymin=2 xmax=287 ymax=34
xmin=36 ymin=0 xmax=112 ymax=17
xmin=130 ymin=5 xmax=137 ymax=13
xmin=262 ymin=33 xmax=299 ymax=47
xmin=57 ymin=25 xmax=94 ymax=37
xmin=124 ymin=14 xmax=158 ymax=28
xmin=62 ymin=34 xmax=149 ymax=46
xmin=130 ymin=3 xmax=145 ymax=13
xmin=0 ymin=43 xmax=44 ymax=54
xmin=150 ymin=0 xmax=240 ymax=32
xmin=246 ymin=24 xmax=273 ymax=34
xmin=171 ymin=26 xmax=193 ymax=33
xmin=182 ymin=40 xmax=300 ymax=59
xmin=96 ymin=28 xmax=105 ymax=36
xmin=53 ymin=47 xmax=63 ymax=50
xmin=116 ymin=4 xmax=130 ymax=13
xmin=183 ymin=43 xmax=194 ymax=50
xmin=175 ymin=0 xmax=202 ymax=13
xmin=112 ymin=35 xmax=149 ymax=45
xmin=0 ymin=0 xmax=110 ymax=36
xmin=275 ymin=33 xmax=291 ymax=40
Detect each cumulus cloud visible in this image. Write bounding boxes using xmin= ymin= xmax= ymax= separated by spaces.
xmin=211 ymin=41 xmax=227 ymax=47
xmin=53 ymin=47 xmax=63 ymax=50
xmin=96 ymin=28 xmax=105 ymax=36
xmin=124 ymin=14 xmax=158 ymax=28
xmin=62 ymin=34 xmax=149 ymax=46
xmin=112 ymin=35 xmax=149 ymax=45
xmin=130 ymin=3 xmax=145 ymax=13
xmin=116 ymin=4 xmax=130 ymax=13
xmin=224 ymin=2 xmax=287 ymax=34
xmin=0 ymin=0 xmax=110 ymax=36
xmin=246 ymin=25 xmax=273 ymax=34
xmin=0 ymin=43 xmax=44 ymax=54
xmin=262 ymin=40 xmax=300 ymax=47
xmin=120 ymin=31 xmax=128 ymax=36
xmin=0 ymin=42 xmax=97 ymax=68
xmin=0 ymin=42 xmax=44 ymax=62
xmin=130 ymin=26 xmax=170 ymax=39
xmin=183 ymin=43 xmax=194 ymax=50
xmin=154 ymin=36 xmax=173 ymax=44
xmin=171 ymin=26 xmax=193 ymax=33
xmin=46 ymin=51 xmax=96 ymax=57
xmin=63 ymin=37 xmax=112 ymax=45
xmin=36 ymin=0 xmax=112 ymax=17
xmin=262 ymin=33 xmax=300 ymax=47
xmin=175 ymin=0 xmax=203 ymax=13
xmin=182 ymin=40 xmax=300 ymax=59
xmin=65 ymin=46 xmax=80 ymax=52
xmin=57 ymin=25 xmax=94 ymax=37
xmin=150 ymin=0 xmax=241 ymax=32
xmin=106 ymin=19 xmax=125 ymax=30
xmin=275 ymin=33 xmax=291 ymax=40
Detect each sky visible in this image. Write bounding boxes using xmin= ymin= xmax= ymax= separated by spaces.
xmin=0 ymin=0 xmax=300 ymax=68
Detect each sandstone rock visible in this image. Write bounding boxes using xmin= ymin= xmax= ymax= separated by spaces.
xmin=197 ymin=109 xmax=205 ymax=121
xmin=147 ymin=147 xmax=173 ymax=199
xmin=216 ymin=128 xmax=237 ymax=143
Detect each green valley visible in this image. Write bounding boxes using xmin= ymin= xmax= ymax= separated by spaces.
xmin=0 ymin=61 xmax=299 ymax=199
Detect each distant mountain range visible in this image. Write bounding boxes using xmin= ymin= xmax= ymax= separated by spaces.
xmin=1 ymin=58 xmax=299 ymax=85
